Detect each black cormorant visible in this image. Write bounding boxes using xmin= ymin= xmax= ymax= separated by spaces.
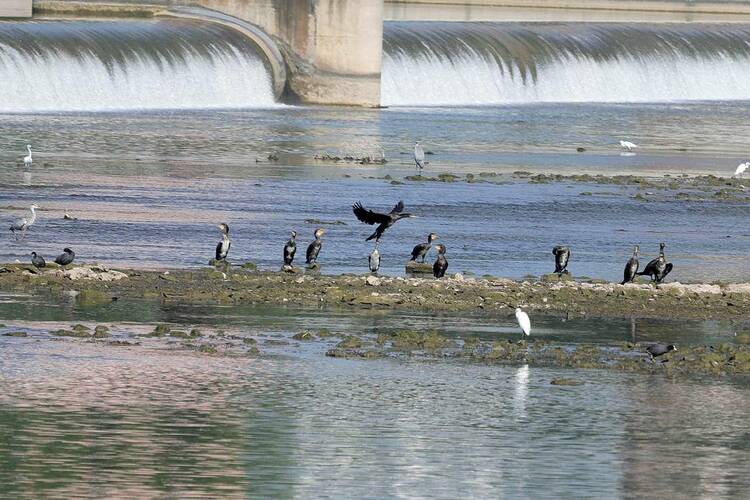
xmin=433 ymin=243 xmax=448 ymax=278
xmin=410 ymin=233 xmax=438 ymax=263
xmin=621 ymin=245 xmax=640 ymax=284
xmin=30 ymin=251 xmax=46 ymax=268
xmin=352 ymin=200 xmax=414 ymax=242
xmin=369 ymin=246 xmax=380 ymax=273
xmin=306 ymin=228 xmax=325 ymax=265
xmin=638 ymin=242 xmax=673 ymax=283
xmin=552 ymin=245 xmax=570 ymax=274
xmin=55 ymin=248 xmax=75 ymax=266
xmin=646 ymin=343 xmax=677 ymax=361
xmin=284 ymin=230 xmax=297 ymax=266
xmin=215 ymin=223 xmax=231 ymax=261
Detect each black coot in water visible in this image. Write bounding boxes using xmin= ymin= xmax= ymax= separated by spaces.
xmin=552 ymin=245 xmax=570 ymax=274
xmin=410 ymin=233 xmax=438 ymax=263
xmin=54 ymin=248 xmax=75 ymax=266
xmin=215 ymin=223 xmax=231 ymax=261
xmin=433 ymin=244 xmax=448 ymax=278
xmin=30 ymin=251 xmax=46 ymax=268
xmin=621 ymin=245 xmax=640 ymax=284
xmin=646 ymin=343 xmax=677 ymax=361
xmin=283 ymin=230 xmax=297 ymax=266
xmin=352 ymin=200 xmax=414 ymax=242
xmin=306 ymin=228 xmax=325 ymax=265
xmin=638 ymin=242 xmax=673 ymax=283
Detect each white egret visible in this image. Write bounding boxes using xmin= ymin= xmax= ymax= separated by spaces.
xmin=413 ymin=141 xmax=425 ymax=170
xmin=515 ymin=307 xmax=531 ymax=338
xmin=9 ymin=204 xmax=39 ymax=240
xmin=23 ymin=145 xmax=33 ymax=167
xmin=734 ymin=162 xmax=749 ymax=178
xmin=619 ymin=140 xmax=638 ymax=152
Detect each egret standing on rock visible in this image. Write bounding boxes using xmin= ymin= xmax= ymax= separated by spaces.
xmin=9 ymin=204 xmax=38 ymax=240
xmin=353 ymin=200 xmax=414 ymax=243
xmin=638 ymin=242 xmax=673 ymax=283
xmin=515 ymin=307 xmax=531 ymax=338
xmin=30 ymin=251 xmax=46 ymax=269
xmin=369 ymin=245 xmax=380 ymax=273
xmin=552 ymin=245 xmax=570 ymax=274
xmin=54 ymin=248 xmax=75 ymax=267
xmin=410 ymin=233 xmax=438 ymax=263
xmin=621 ymin=245 xmax=640 ymax=284
xmin=432 ymin=243 xmax=448 ymax=278
xmin=414 ymin=141 xmax=425 ymax=170
xmin=306 ymin=228 xmax=325 ymax=266
xmin=283 ymin=230 xmax=297 ymax=266
xmin=23 ymin=145 xmax=33 ymax=167
xmin=215 ymin=223 xmax=231 ymax=261
xmin=619 ymin=140 xmax=638 ymax=152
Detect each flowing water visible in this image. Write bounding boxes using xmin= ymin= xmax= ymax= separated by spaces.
xmin=3 ymin=17 xmax=750 ymax=497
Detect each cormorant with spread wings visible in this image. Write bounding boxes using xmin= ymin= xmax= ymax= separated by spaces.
xmin=352 ymin=200 xmax=414 ymax=242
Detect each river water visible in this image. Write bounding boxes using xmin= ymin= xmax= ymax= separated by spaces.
xmin=2 ymin=102 xmax=750 ymax=282
xmin=1 ymin=296 xmax=749 ymax=498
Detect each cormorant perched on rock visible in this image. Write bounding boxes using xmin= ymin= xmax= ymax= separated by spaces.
xmin=54 ymin=248 xmax=75 ymax=266
xmin=352 ymin=200 xmax=414 ymax=243
xmin=621 ymin=245 xmax=640 ymax=284
xmin=646 ymin=343 xmax=677 ymax=361
xmin=552 ymin=245 xmax=570 ymax=274
xmin=215 ymin=223 xmax=231 ymax=261
xmin=369 ymin=246 xmax=380 ymax=273
xmin=638 ymin=242 xmax=673 ymax=283
xmin=306 ymin=228 xmax=325 ymax=265
xmin=433 ymin=243 xmax=448 ymax=278
xmin=283 ymin=230 xmax=297 ymax=266
xmin=30 ymin=251 xmax=45 ymax=268
xmin=410 ymin=233 xmax=438 ymax=263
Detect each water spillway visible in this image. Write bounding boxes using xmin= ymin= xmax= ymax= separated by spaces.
xmin=382 ymin=22 xmax=750 ymax=106
xmin=0 ymin=19 xmax=278 ymax=112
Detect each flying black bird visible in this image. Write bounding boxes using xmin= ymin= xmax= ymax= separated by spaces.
xmin=352 ymin=200 xmax=414 ymax=242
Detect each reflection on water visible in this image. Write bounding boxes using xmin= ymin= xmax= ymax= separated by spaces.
xmin=1 ymin=336 xmax=749 ymax=497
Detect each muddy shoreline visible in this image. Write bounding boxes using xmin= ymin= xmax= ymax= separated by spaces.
xmin=2 ymin=263 xmax=750 ymax=322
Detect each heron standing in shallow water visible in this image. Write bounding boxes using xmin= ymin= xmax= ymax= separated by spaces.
xmin=515 ymin=307 xmax=531 ymax=339
xmin=306 ymin=228 xmax=325 ymax=265
xmin=413 ymin=141 xmax=425 ymax=170
xmin=215 ymin=223 xmax=231 ymax=261
xmin=9 ymin=204 xmax=38 ymax=241
xmin=23 ymin=145 xmax=33 ymax=167
xmin=352 ymin=200 xmax=414 ymax=243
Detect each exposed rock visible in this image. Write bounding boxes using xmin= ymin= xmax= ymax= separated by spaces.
xmin=365 ymin=275 xmax=381 ymax=287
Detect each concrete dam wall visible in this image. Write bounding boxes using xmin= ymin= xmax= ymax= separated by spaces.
xmin=5 ymin=0 xmax=750 ymax=109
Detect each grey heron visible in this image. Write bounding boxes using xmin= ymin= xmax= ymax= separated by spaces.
xmin=413 ymin=141 xmax=425 ymax=169
xmin=9 ymin=204 xmax=38 ymax=240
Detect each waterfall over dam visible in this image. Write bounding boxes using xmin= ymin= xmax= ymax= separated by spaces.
xmin=382 ymin=22 xmax=750 ymax=106
xmin=0 ymin=19 xmax=277 ymax=112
